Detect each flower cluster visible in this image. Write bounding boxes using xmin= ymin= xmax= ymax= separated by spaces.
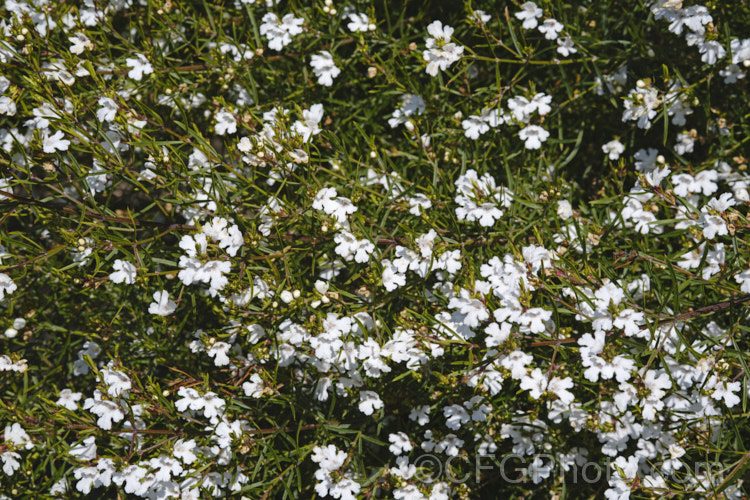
xmin=1 ymin=0 xmax=750 ymax=498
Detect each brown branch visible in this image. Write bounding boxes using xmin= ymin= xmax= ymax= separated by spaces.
xmin=655 ymin=294 xmax=750 ymax=327
xmin=0 ymin=189 xmax=195 ymax=230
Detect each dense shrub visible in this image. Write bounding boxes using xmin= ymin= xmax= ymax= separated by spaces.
xmin=1 ymin=0 xmax=750 ymax=498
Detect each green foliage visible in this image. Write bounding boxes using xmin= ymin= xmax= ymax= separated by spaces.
xmin=1 ymin=0 xmax=750 ymax=498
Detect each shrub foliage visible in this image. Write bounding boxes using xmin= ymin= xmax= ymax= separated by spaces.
xmin=1 ymin=0 xmax=750 ymax=498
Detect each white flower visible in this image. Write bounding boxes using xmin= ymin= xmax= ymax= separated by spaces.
xmin=538 ymin=18 xmax=563 ymax=40
xmin=699 ymin=213 xmax=726 ymax=240
xmin=448 ymin=289 xmax=489 ymax=327
xmin=548 ymin=376 xmax=575 ymax=405
xmin=382 ymin=260 xmax=406 ymax=291
xmin=218 ymin=224 xmax=243 ymax=256
xmin=1 ymin=452 xmax=21 ymax=476
xmin=699 ymin=40 xmax=726 ymax=65
xmin=720 ymin=63 xmax=746 ymax=84
xmin=56 ymin=389 xmax=83 ymax=411
xmin=711 ymin=380 xmax=741 ymax=407
xmin=83 ymin=391 xmax=124 ymax=430
xmin=311 ymin=444 xmax=347 ymax=471
xmin=149 ymin=290 xmax=176 ymax=316
xmin=527 ymin=456 xmax=552 ymax=484
xmin=462 ymin=115 xmax=490 ymax=139
xmin=472 ymin=10 xmax=492 ymax=24
xmin=702 ymin=243 xmax=725 ymax=279
xmin=310 ymin=51 xmax=341 ymax=86
xmin=388 ymin=94 xmax=425 ymax=128
xmin=529 ymin=93 xmax=552 ymax=116
xmin=423 ymin=21 xmax=464 ymax=76
xmin=69 ymin=33 xmax=92 ymax=54
xmin=334 ymin=231 xmax=375 ymax=263
xmin=109 ymin=259 xmax=137 ymax=284
xmin=243 ymin=373 xmax=265 ymax=398
xmin=409 ymin=405 xmax=431 ymax=425
xmin=358 ymin=390 xmax=383 ymax=415
xmin=735 ymin=270 xmax=750 ymax=293
xmin=602 ymin=139 xmax=625 ymax=160
xmin=520 ymin=307 xmax=552 ymax=333
xmin=557 ymin=200 xmax=573 ymax=219
xmin=520 ymin=368 xmax=547 ymax=399
xmin=707 ymin=192 xmax=737 ymax=212
xmin=0 ymin=273 xmax=17 ymax=300
xmin=347 ymin=13 xmax=372 ymax=32
xmin=557 ymin=35 xmax=577 ymax=56
xmin=408 ymin=194 xmax=432 ymax=216
xmin=0 ymin=96 xmax=16 ymax=116
xmin=5 ymin=423 xmax=33 ymax=450
xmin=518 ymin=125 xmax=549 ymax=149
xmin=443 ymin=404 xmax=470 ymax=430
xmin=293 ymin=103 xmax=324 ymax=142
xmin=43 ymin=130 xmax=70 ymax=153
xmin=515 ymin=2 xmax=543 ymax=30
xmin=388 ymin=432 xmax=413 ymax=455
xmin=622 ymin=86 xmax=660 ymax=129
xmin=101 ymin=367 xmax=131 ymax=397
xmin=173 ymin=438 xmax=197 ymax=464
xmin=260 ymin=13 xmax=304 ymax=51
xmin=674 ymin=132 xmax=694 ymax=155
xmin=69 ymin=436 xmax=97 ymax=461
xmin=473 ymin=203 xmax=503 ymax=227
xmin=96 ymin=97 xmax=117 ymax=122
xmin=200 ymin=391 xmax=226 ymax=421
xmin=125 ymin=53 xmax=153 ymax=81
xmin=312 ymin=186 xmax=357 ymax=222
xmin=215 ymin=109 xmax=237 ymax=135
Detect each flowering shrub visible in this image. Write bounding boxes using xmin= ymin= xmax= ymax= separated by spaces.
xmin=2 ymin=0 xmax=750 ymax=498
